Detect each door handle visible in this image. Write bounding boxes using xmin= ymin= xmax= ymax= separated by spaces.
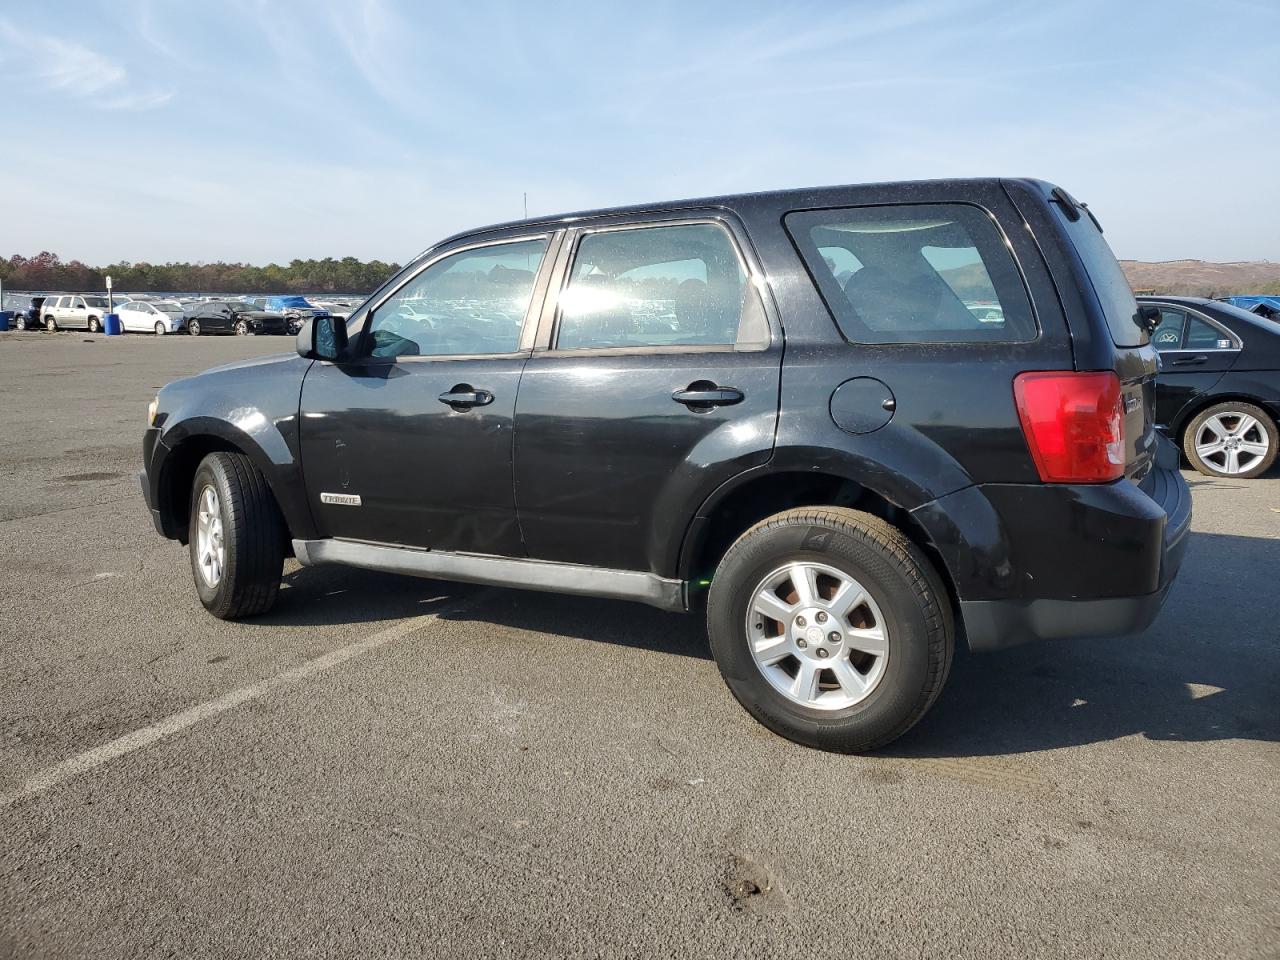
xmin=438 ymin=385 xmax=494 ymax=409
xmin=1170 ymin=355 xmax=1208 ymax=366
xmin=671 ymin=383 xmax=745 ymax=410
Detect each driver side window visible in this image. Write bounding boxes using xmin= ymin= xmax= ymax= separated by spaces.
xmin=368 ymin=238 xmax=547 ymax=359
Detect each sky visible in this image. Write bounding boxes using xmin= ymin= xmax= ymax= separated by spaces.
xmin=1 ymin=0 xmax=1277 ymax=267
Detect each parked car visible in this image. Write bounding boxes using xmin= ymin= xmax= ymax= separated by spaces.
xmin=117 ymin=300 xmax=188 ymax=335
xmin=141 ymin=178 xmax=1190 ymax=752
xmin=10 ymin=295 xmax=47 ymax=331
xmin=184 ymin=301 xmax=287 ymax=337
xmin=1138 ymin=295 xmax=1279 ymax=478
xmin=250 ymin=296 xmax=330 ymax=335
xmin=42 ymin=294 xmax=111 ymax=331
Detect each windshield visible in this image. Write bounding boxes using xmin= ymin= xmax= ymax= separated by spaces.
xmin=274 ymin=296 xmax=311 ymax=307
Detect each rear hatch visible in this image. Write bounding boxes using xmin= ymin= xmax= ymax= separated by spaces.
xmin=1045 ymin=189 xmax=1159 ymax=483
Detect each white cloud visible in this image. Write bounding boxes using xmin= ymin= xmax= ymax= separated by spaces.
xmin=0 ymin=17 xmax=172 ymax=111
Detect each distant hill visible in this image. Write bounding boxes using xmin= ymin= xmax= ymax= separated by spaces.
xmin=1119 ymin=260 xmax=1280 ymax=298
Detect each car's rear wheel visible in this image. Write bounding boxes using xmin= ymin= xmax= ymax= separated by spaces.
xmin=707 ymin=507 xmax=953 ymax=753
xmin=87 ymin=316 xmax=101 ymax=333
xmin=188 ymin=452 xmax=284 ymax=619
xmin=1184 ymin=402 xmax=1277 ymax=479
xmin=44 ymin=316 xmax=57 ymax=332
xmin=15 ymin=316 xmax=27 ymax=330
xmin=188 ymin=319 xmax=201 ymax=336
xmin=154 ymin=321 xmax=166 ymax=336
xmin=234 ymin=319 xmax=249 ymax=336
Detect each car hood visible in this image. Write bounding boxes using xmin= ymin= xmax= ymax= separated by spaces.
xmin=198 ymin=352 xmax=300 ymax=377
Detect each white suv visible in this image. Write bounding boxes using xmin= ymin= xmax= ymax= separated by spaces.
xmin=42 ymin=295 xmax=112 ymax=332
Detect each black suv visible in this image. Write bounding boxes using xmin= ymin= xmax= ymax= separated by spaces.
xmin=141 ymin=179 xmax=1191 ymax=752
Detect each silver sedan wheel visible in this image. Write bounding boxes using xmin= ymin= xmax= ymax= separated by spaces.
xmin=1194 ymin=412 xmax=1270 ymax=475
xmin=745 ymin=561 xmax=889 ymax=710
xmin=195 ymin=485 xmax=226 ymax=588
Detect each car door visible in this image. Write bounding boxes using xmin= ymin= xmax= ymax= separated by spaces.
xmin=298 ymin=233 xmax=557 ymax=554
xmin=67 ymin=297 xmax=87 ymax=329
xmin=512 ymin=215 xmax=783 ymax=575
xmin=1150 ymin=305 xmax=1240 ymax=430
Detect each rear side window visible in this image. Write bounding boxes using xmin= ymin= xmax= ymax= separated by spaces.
xmin=785 ymin=204 xmax=1035 ymax=344
xmin=555 ymin=222 xmax=768 ymax=351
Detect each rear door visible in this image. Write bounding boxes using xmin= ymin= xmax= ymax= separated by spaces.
xmin=512 ymin=213 xmax=782 ymax=575
xmin=1148 ymin=304 xmax=1240 ymax=429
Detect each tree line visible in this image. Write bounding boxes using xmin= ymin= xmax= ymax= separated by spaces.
xmin=1 ymin=252 xmax=402 ymax=294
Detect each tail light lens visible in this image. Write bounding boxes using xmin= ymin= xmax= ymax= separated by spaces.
xmin=1013 ymin=371 xmax=1125 ymax=483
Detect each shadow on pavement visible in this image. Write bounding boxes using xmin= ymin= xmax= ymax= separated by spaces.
xmin=256 ymin=530 xmax=1278 ymax=754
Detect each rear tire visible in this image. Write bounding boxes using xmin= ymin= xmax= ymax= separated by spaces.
xmin=707 ymin=507 xmax=953 ymax=753
xmin=188 ymin=319 xmax=201 ymax=337
xmin=88 ymin=316 xmax=101 ymax=333
xmin=1183 ymin=401 xmax=1277 ymax=479
xmin=15 ymin=316 xmax=27 ymax=331
xmin=188 ymin=452 xmax=284 ymax=619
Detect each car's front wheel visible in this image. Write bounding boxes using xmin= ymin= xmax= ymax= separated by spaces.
xmin=44 ymin=316 xmax=57 ymax=332
xmin=188 ymin=319 xmax=201 ymax=336
xmin=154 ymin=321 xmax=166 ymax=336
xmin=1184 ymin=402 xmax=1277 ymax=479
xmin=234 ymin=319 xmax=249 ymax=336
xmin=707 ymin=507 xmax=953 ymax=753
xmin=189 ymin=452 xmax=284 ymax=619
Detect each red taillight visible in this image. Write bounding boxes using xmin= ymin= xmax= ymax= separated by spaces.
xmin=1013 ymin=371 xmax=1125 ymax=483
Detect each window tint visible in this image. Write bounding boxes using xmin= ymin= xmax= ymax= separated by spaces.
xmin=555 ymin=223 xmax=764 ymax=350
xmin=1150 ymin=309 xmax=1185 ymax=350
xmin=1185 ymin=316 xmax=1233 ymax=350
xmin=1054 ymin=205 xmax=1144 ymax=347
xmin=369 ymin=238 xmax=546 ymax=358
xmin=785 ymin=204 xmax=1035 ymax=344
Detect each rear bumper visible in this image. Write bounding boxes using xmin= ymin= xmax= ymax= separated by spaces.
xmin=913 ymin=437 xmax=1191 ymax=651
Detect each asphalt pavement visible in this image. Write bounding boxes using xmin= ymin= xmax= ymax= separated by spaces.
xmin=1 ymin=330 xmax=1277 ymax=959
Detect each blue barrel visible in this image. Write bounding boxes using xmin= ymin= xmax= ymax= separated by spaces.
xmin=0 ymin=311 xmax=11 ymax=332
xmin=103 ymin=313 xmax=122 ymax=336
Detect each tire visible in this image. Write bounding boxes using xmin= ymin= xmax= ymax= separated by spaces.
xmin=234 ymin=319 xmax=249 ymax=336
xmin=188 ymin=452 xmax=284 ymax=619
xmin=706 ymin=507 xmax=953 ymax=753
xmin=15 ymin=316 xmax=27 ymax=331
xmin=155 ymin=321 xmax=165 ymax=336
xmin=44 ymin=316 xmax=57 ymax=332
xmin=87 ymin=316 xmax=101 ymax=333
xmin=188 ymin=319 xmax=201 ymax=336
xmin=1183 ymin=401 xmax=1278 ymax=479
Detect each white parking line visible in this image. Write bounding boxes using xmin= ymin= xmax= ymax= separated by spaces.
xmin=0 ymin=593 xmax=484 ymax=808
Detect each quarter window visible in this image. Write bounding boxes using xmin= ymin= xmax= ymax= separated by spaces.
xmin=1150 ymin=309 xmax=1186 ymax=350
xmin=368 ymin=238 xmax=547 ymax=358
xmin=555 ymin=222 xmax=766 ymax=350
xmin=785 ymin=204 xmax=1036 ymax=344
xmin=1184 ymin=316 xmax=1233 ymax=350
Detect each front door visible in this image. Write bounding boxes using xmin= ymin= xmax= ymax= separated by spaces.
xmin=299 ymin=234 xmax=555 ymax=555
xmin=513 ymin=217 xmax=782 ymax=575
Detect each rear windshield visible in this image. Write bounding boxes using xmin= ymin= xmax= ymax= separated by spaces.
xmin=784 ymin=203 xmax=1036 ymax=344
xmin=1056 ymin=208 xmax=1145 ymax=347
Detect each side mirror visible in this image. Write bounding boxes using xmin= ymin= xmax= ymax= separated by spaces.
xmin=297 ymin=314 xmax=348 ymax=361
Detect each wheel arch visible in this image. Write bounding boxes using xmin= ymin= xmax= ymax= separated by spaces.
xmin=677 ymin=465 xmax=960 ymax=620
xmin=1172 ymin=390 xmax=1278 ymax=442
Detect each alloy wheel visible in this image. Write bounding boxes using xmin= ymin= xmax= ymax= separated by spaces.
xmin=1194 ymin=412 xmax=1270 ymax=475
xmin=195 ymin=485 xmax=225 ymax=588
xmin=745 ymin=561 xmax=890 ymax=710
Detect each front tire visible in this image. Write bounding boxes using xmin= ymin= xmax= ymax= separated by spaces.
xmin=707 ymin=507 xmax=953 ymax=753
xmin=155 ymin=321 xmax=166 ymax=336
xmin=188 ymin=452 xmax=284 ymax=619
xmin=234 ymin=319 xmax=249 ymax=336
xmin=188 ymin=319 xmax=201 ymax=337
xmin=1183 ymin=401 xmax=1277 ymax=478
xmin=44 ymin=316 xmax=57 ymax=332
